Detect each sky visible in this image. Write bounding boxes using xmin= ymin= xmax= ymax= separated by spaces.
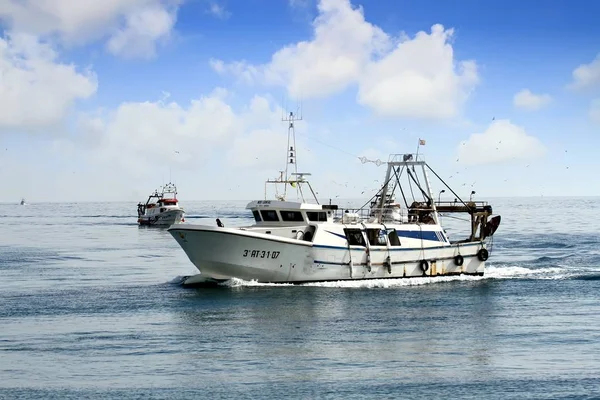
xmin=1 ymin=0 xmax=600 ymax=203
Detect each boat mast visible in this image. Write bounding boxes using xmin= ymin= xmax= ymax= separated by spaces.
xmin=283 ymin=110 xmax=301 ymax=200
xmin=264 ymin=106 xmax=318 ymax=203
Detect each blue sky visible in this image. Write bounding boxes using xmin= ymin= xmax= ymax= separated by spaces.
xmin=1 ymin=0 xmax=599 ymax=203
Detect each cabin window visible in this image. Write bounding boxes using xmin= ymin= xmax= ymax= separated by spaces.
xmin=260 ymin=210 xmax=279 ymax=222
xmin=252 ymin=210 xmax=261 ymax=222
xmin=344 ymin=229 xmax=366 ymax=246
xmin=387 ymin=229 xmax=401 ymax=246
xmin=366 ymin=228 xmax=387 ymax=246
xmin=307 ymin=211 xmax=327 ymax=222
xmin=280 ymin=210 xmax=305 ymax=222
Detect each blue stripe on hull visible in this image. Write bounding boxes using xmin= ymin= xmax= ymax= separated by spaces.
xmin=324 ymin=230 xmax=347 ymax=240
xmin=313 ymin=242 xmax=480 ymax=252
xmin=325 ymin=228 xmax=446 ymax=243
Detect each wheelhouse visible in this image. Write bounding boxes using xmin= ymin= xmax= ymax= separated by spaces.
xmin=246 ymin=200 xmax=338 ymax=226
xmin=158 ymin=198 xmax=178 ymax=206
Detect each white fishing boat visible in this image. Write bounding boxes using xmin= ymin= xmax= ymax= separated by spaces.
xmin=168 ymin=113 xmax=501 ymax=284
xmin=137 ymin=182 xmax=185 ymax=226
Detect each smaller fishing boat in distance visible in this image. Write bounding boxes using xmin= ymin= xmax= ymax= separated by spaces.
xmin=19 ymin=198 xmax=26 ymax=205
xmin=137 ymin=182 xmax=185 ymax=226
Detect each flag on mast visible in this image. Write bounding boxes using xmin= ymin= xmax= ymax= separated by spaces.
xmin=419 ymin=139 xmax=426 ymax=146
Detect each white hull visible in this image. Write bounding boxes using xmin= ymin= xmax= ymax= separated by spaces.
xmin=139 ymin=209 xmax=184 ymax=226
xmin=169 ymin=224 xmax=487 ymax=283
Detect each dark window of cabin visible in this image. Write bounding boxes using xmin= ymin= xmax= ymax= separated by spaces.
xmin=260 ymin=210 xmax=279 ymax=222
xmin=366 ymin=228 xmax=387 ymax=246
xmin=252 ymin=210 xmax=261 ymax=222
xmin=280 ymin=210 xmax=305 ymax=222
xmin=307 ymin=211 xmax=327 ymax=222
xmin=388 ymin=229 xmax=401 ymax=246
xmin=344 ymin=229 xmax=366 ymax=246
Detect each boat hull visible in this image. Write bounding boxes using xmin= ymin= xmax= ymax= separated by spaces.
xmin=139 ymin=209 xmax=184 ymax=226
xmin=168 ymin=225 xmax=487 ymax=283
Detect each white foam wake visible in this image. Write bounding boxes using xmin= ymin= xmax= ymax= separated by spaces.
xmin=485 ymin=265 xmax=570 ymax=280
xmin=223 ymin=278 xmax=294 ymax=287
xmin=215 ymin=265 xmax=577 ymax=288
xmin=171 ymin=264 xmax=585 ymax=289
xmin=218 ymin=274 xmax=483 ymax=289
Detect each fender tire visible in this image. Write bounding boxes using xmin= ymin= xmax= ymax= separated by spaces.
xmin=477 ymin=248 xmax=489 ymax=262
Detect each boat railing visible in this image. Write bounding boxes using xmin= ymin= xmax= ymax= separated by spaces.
xmin=434 ymin=200 xmax=492 ymax=214
xmin=387 ymin=153 xmax=425 ymax=164
xmin=435 ymin=200 xmax=489 ymax=207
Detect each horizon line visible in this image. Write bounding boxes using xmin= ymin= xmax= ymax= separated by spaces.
xmin=2 ymin=195 xmax=600 ymax=204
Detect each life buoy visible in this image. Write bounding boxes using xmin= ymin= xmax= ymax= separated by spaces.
xmin=477 ymin=248 xmax=489 ymax=261
xmin=454 ymin=254 xmax=464 ymax=266
xmin=419 ymin=260 xmax=429 ymax=273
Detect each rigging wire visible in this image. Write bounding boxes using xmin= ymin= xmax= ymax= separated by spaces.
xmin=294 ymin=130 xmax=361 ymax=159
xmin=355 ymin=168 xmax=401 ymax=211
xmin=425 ymin=164 xmax=469 ymax=208
xmin=407 ymin=168 xmax=416 ymax=203
xmin=292 ymin=127 xmax=473 ymax=215
xmin=407 ymin=168 xmax=431 ymax=203
xmin=393 ymin=166 xmax=410 ymax=209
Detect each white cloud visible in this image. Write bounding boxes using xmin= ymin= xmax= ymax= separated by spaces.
xmin=209 ymin=58 xmax=261 ymax=84
xmin=569 ymin=54 xmax=600 ymax=90
xmin=357 ymin=24 xmax=478 ymax=118
xmin=74 ymin=90 xmax=298 ymax=177
xmin=106 ymin=4 xmax=177 ymax=58
xmin=227 ymin=128 xmax=288 ymax=169
xmin=513 ymin=89 xmax=552 ymax=111
xmin=225 ymin=95 xmax=309 ymax=171
xmin=590 ymin=99 xmax=600 ymax=124
xmin=0 ymin=33 xmax=97 ymax=130
xmin=457 ymin=119 xmax=546 ymax=166
xmin=0 ymin=0 xmax=181 ymax=58
xmin=207 ymin=3 xmax=230 ymax=19
xmin=212 ymin=0 xmax=390 ymax=98
xmin=210 ymin=0 xmax=478 ymax=119
xmin=77 ymin=88 xmax=236 ymax=173
xmin=40 ymin=91 xmax=323 ymax=201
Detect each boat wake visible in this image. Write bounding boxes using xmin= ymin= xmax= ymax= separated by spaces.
xmin=168 ymin=264 xmax=600 ymax=289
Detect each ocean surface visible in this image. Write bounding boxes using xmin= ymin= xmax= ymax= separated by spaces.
xmin=1 ymin=197 xmax=599 ymax=399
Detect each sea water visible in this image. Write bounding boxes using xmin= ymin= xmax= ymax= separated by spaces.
xmin=1 ymin=198 xmax=599 ymax=399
